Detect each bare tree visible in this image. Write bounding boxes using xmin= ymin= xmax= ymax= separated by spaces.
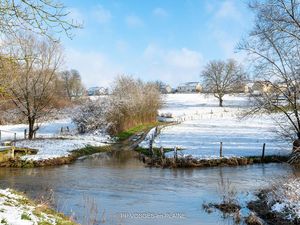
xmin=60 ymin=69 xmax=85 ymax=100
xmin=0 ymin=33 xmax=63 ymax=139
xmin=201 ymin=59 xmax=246 ymax=107
xmin=0 ymin=0 xmax=81 ymax=38
xmin=238 ymin=0 xmax=300 ymax=162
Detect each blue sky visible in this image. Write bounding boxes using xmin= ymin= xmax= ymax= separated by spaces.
xmin=61 ymin=0 xmax=254 ymax=88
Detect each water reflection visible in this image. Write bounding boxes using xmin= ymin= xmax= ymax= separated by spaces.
xmin=0 ymin=152 xmax=298 ymax=225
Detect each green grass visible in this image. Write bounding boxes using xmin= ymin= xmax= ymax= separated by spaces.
xmin=38 ymin=221 xmax=52 ymax=225
xmin=21 ymin=213 xmax=31 ymax=220
xmin=135 ymin=146 xmax=175 ymax=157
xmin=1 ymin=218 xmax=8 ymax=225
xmin=116 ymin=122 xmax=163 ymax=141
xmin=71 ymin=145 xmax=111 ymax=158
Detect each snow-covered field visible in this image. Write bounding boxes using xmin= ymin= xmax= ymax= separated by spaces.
xmin=0 ymin=118 xmax=110 ymax=161
xmin=0 ymin=119 xmax=77 ymax=141
xmin=0 ymin=93 xmax=292 ymax=161
xmin=141 ymin=94 xmax=291 ymax=159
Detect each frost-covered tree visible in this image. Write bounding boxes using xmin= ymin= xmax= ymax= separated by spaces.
xmin=72 ymin=99 xmax=108 ymax=134
xmin=60 ymin=69 xmax=85 ymax=100
xmin=201 ymin=59 xmax=246 ymax=107
xmin=238 ymin=0 xmax=300 ymax=163
xmin=72 ymin=76 xmax=163 ymax=135
xmin=0 ymin=33 xmax=63 ymax=139
xmin=0 ymin=0 xmax=80 ymax=38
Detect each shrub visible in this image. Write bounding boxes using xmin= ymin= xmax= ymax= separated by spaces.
xmin=72 ymin=76 xmax=163 ymax=135
xmin=106 ymin=75 xmax=163 ymax=135
xmin=72 ymin=99 xmax=108 ymax=134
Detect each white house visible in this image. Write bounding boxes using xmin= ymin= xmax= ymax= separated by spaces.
xmin=87 ymin=87 xmax=108 ymax=96
xmin=159 ymin=84 xmax=173 ymax=94
xmin=177 ymin=82 xmax=202 ymax=93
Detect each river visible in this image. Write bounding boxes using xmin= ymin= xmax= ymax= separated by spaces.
xmin=0 ymin=151 xmax=298 ymax=225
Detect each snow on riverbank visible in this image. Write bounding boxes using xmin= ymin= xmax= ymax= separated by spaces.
xmin=141 ymin=93 xmax=291 ymax=158
xmin=269 ymin=178 xmax=300 ymax=220
xmin=17 ymin=138 xmax=107 ymax=161
xmin=0 ymin=118 xmax=110 ymax=161
xmin=0 ymin=189 xmax=76 ymax=225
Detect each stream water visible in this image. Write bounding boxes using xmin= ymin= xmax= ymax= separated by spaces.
xmin=0 ymin=151 xmax=299 ymax=225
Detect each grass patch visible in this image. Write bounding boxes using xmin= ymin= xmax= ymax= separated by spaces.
xmin=1 ymin=218 xmax=8 ymax=225
xmin=247 ymin=155 xmax=289 ymax=163
xmin=71 ymin=145 xmax=111 ymax=158
xmin=38 ymin=221 xmax=52 ymax=225
xmin=135 ymin=146 xmax=174 ymax=157
xmin=21 ymin=213 xmax=31 ymax=220
xmin=116 ymin=122 xmax=163 ymax=141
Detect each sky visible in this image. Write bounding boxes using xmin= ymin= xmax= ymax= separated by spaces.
xmin=61 ymin=0 xmax=254 ymax=88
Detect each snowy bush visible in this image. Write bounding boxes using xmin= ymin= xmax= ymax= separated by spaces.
xmin=106 ymin=75 xmax=163 ymax=135
xmin=72 ymin=99 xmax=108 ymax=134
xmin=72 ymin=76 xmax=163 ymax=135
xmin=268 ymin=178 xmax=300 ymax=220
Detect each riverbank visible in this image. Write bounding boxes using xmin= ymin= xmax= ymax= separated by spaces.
xmin=201 ymin=176 xmax=300 ymax=225
xmin=0 ymin=189 xmax=77 ymax=225
xmin=248 ymin=178 xmax=300 ymax=225
xmin=137 ymin=146 xmax=289 ymax=168
xmin=0 ymin=145 xmax=112 ymax=168
xmin=0 ymin=122 xmax=163 ymax=168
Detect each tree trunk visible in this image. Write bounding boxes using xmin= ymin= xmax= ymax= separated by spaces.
xmin=28 ymin=117 xmax=35 ymax=140
xmin=219 ymin=97 xmax=223 ymax=107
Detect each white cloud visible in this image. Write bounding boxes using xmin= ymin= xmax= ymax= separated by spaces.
xmin=206 ymin=0 xmax=245 ymax=59
xmin=65 ymin=48 xmax=122 ymax=87
xmin=125 ymin=15 xmax=144 ymax=28
xmin=215 ymin=0 xmax=241 ymax=20
xmin=153 ymin=8 xmax=168 ymax=18
xmin=93 ymin=5 xmax=112 ymax=24
xmin=115 ymin=40 xmax=129 ymax=53
xmin=142 ymin=44 xmax=204 ymax=85
xmin=165 ymin=48 xmax=202 ymax=69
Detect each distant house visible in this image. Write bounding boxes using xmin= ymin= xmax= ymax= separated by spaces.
xmin=246 ymin=81 xmax=273 ymax=95
xmin=87 ymin=87 xmax=108 ymax=96
xmin=244 ymin=82 xmax=254 ymax=94
xmin=159 ymin=84 xmax=173 ymax=94
xmin=177 ymin=82 xmax=202 ymax=93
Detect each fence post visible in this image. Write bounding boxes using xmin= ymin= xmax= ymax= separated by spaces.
xmin=24 ymin=129 xmax=27 ymax=139
xmin=261 ymin=143 xmax=266 ymax=162
xmin=61 ymin=127 xmax=63 ymax=133
xmin=160 ymin=146 xmax=164 ymax=159
xmin=174 ymin=146 xmax=177 ymax=160
xmin=220 ymin=142 xmax=223 ymax=158
xmin=149 ymin=139 xmax=153 ymax=157
xmin=0 ymin=130 xmax=1 ymax=141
